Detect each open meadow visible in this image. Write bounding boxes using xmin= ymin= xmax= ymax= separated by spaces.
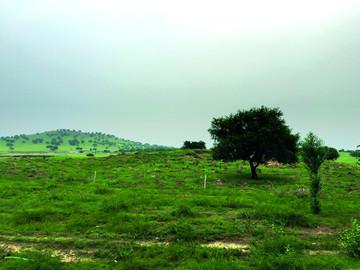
xmin=0 ymin=151 xmax=359 ymax=269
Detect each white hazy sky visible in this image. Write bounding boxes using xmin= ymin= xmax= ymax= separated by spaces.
xmin=1 ymin=0 xmax=359 ymax=149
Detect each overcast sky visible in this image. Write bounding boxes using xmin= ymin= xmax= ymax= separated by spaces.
xmin=1 ymin=0 xmax=359 ymax=149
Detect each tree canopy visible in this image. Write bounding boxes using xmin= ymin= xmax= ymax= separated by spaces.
xmin=300 ymin=132 xmax=327 ymax=175
xmin=300 ymin=132 xmax=327 ymax=214
xmin=322 ymin=146 xmax=339 ymax=161
xmin=208 ymin=106 xmax=299 ymax=179
xmin=181 ymin=141 xmax=206 ymax=150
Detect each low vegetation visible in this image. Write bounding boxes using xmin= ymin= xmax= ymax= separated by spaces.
xmin=0 ymin=149 xmax=359 ymax=269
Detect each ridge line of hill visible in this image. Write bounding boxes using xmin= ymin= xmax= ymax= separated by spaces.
xmin=0 ymin=129 xmax=177 ymax=154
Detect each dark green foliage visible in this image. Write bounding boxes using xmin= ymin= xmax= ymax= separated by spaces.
xmin=208 ymin=106 xmax=299 ymax=179
xmin=300 ymin=132 xmax=326 ymax=214
xmin=309 ymin=195 xmax=321 ymax=215
xmin=32 ymin=138 xmax=43 ymax=144
xmin=46 ymin=145 xmax=58 ymax=151
xmin=309 ymin=174 xmax=321 ymax=214
xmin=171 ymin=204 xmax=195 ymax=217
xmin=300 ymin=132 xmax=327 ymax=175
xmin=68 ymin=139 xmax=80 ymax=146
xmin=322 ymin=146 xmax=339 ymax=160
xmin=349 ymin=148 xmax=360 ymax=158
xmin=349 ymin=146 xmax=360 ymax=165
xmin=181 ymin=140 xmax=206 ymax=150
xmin=340 ymin=219 xmax=360 ymax=257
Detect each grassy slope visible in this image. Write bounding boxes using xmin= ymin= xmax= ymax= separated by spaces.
xmin=338 ymin=152 xmax=358 ymax=164
xmin=0 ymin=130 xmax=175 ymax=154
xmin=0 ymin=151 xmax=359 ymax=269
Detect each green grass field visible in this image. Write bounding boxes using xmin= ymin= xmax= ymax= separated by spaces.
xmin=338 ymin=152 xmax=358 ymax=164
xmin=0 ymin=150 xmax=359 ymax=269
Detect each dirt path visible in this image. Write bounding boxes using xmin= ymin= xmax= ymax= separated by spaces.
xmin=0 ymin=234 xmax=251 ymax=262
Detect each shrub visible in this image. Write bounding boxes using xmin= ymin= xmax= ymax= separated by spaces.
xmin=340 ymin=219 xmax=360 ymax=257
xmin=322 ymin=146 xmax=339 ymax=160
xmin=171 ymin=204 xmax=195 ymax=218
xmin=181 ymin=140 xmax=206 ymax=150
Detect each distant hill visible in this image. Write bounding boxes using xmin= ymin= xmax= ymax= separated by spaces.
xmin=0 ymin=129 xmax=177 ymax=154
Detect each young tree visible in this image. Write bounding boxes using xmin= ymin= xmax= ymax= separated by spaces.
xmin=300 ymin=132 xmax=327 ymax=214
xmin=208 ymin=106 xmax=299 ymax=179
xmin=301 ymin=132 xmax=327 ymax=175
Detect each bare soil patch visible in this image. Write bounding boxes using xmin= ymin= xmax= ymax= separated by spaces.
xmin=202 ymin=241 xmax=249 ymax=252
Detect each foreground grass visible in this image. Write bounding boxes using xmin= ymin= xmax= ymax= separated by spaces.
xmin=0 ymin=150 xmax=359 ymax=269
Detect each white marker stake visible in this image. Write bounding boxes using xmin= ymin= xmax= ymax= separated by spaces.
xmin=94 ymin=171 xmax=97 ymax=183
xmin=204 ymin=174 xmax=207 ymax=189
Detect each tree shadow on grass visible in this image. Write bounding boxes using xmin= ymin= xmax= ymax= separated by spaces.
xmin=221 ymin=172 xmax=294 ymax=188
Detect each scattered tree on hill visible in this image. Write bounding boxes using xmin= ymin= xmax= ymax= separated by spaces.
xmin=6 ymin=142 xmax=14 ymax=148
xmin=300 ymin=132 xmax=327 ymax=214
xmin=6 ymin=142 xmax=14 ymax=151
xmin=68 ymin=139 xmax=80 ymax=146
xmin=350 ymin=147 xmax=360 ymax=161
xmin=20 ymin=134 xmax=29 ymax=140
xmin=32 ymin=138 xmax=43 ymax=144
xmin=208 ymin=106 xmax=299 ymax=179
xmin=46 ymin=145 xmax=58 ymax=151
xmin=181 ymin=141 xmax=206 ymax=150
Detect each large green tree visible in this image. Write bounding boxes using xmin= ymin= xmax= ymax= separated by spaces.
xmin=208 ymin=106 xmax=299 ymax=179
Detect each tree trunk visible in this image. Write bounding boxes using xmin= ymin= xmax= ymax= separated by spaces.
xmin=249 ymin=160 xmax=258 ymax=179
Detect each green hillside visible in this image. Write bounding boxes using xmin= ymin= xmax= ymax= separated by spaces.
xmin=0 ymin=129 xmax=176 ymax=154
